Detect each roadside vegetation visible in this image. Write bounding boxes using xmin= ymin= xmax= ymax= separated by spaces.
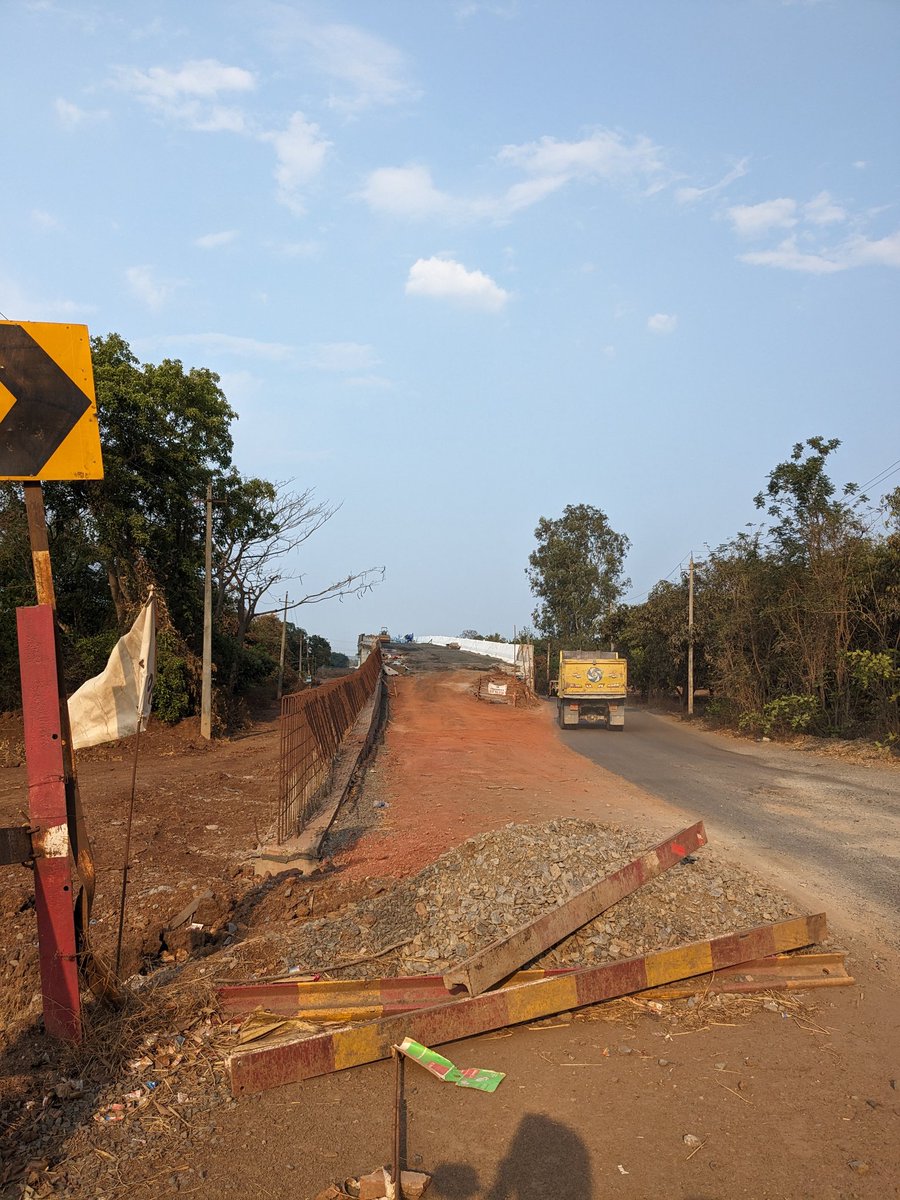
xmin=527 ymin=439 xmax=900 ymax=747
xmin=0 ymin=333 xmax=377 ymax=725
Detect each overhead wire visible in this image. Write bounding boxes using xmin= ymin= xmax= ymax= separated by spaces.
xmin=859 ymin=457 xmax=900 ymax=493
xmin=624 ymin=554 xmax=691 ymax=607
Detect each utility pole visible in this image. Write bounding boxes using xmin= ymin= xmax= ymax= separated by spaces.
xmin=277 ymin=592 xmax=288 ymax=700
xmin=687 ymin=555 xmax=694 ymax=717
xmin=201 ymin=482 xmax=213 ymax=740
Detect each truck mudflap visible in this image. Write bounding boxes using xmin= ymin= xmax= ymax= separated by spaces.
xmin=558 ymin=698 xmax=626 ymax=729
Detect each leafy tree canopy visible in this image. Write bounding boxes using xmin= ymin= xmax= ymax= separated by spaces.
xmin=526 ymin=504 xmax=630 ymax=642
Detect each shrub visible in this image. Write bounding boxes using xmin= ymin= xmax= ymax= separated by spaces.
xmin=153 ymin=631 xmax=191 ymax=723
xmin=739 ymin=693 xmax=821 ymax=738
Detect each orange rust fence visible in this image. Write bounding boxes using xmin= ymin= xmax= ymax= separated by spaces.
xmin=277 ymin=644 xmax=383 ymax=843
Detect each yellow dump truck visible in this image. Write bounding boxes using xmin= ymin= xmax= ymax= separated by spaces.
xmin=555 ymin=650 xmax=627 ymax=730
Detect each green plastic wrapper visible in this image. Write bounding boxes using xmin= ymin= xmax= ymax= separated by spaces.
xmin=396 ymin=1036 xmax=505 ymax=1093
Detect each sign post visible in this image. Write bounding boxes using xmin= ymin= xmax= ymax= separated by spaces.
xmin=1 ymin=320 xmax=107 ymax=1039
xmin=17 ymin=606 xmax=82 ymax=1041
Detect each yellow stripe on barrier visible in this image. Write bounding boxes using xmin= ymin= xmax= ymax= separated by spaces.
xmin=645 ymin=939 xmax=714 ymax=989
xmin=332 ymin=1022 xmax=384 ymax=1071
xmin=505 ymin=974 xmax=580 ymax=1026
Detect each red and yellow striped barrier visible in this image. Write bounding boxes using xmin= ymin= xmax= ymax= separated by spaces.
xmin=228 ymin=912 xmax=827 ymax=1094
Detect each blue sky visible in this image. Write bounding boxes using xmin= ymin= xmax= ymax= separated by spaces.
xmin=3 ymin=0 xmax=899 ymax=658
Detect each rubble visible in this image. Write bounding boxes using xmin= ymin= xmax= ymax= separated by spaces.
xmin=263 ymin=819 xmax=800 ymax=982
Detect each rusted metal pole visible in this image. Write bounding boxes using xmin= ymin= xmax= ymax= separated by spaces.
xmin=392 ymin=1046 xmax=404 ymax=1196
xmin=114 ymin=726 xmax=143 ymax=977
xmin=17 ymin=605 xmax=81 ymax=1041
xmin=21 ymin=481 xmax=112 ymax=1017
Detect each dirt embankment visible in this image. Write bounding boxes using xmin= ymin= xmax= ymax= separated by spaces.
xmin=0 ymin=660 xmax=898 ymax=1199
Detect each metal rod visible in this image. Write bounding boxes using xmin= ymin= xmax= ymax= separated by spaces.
xmin=277 ymin=591 xmax=288 ymax=700
xmin=114 ymin=726 xmax=142 ymax=977
xmin=393 ymin=1046 xmax=404 ymax=1196
xmin=687 ymin=554 xmax=694 ymax=716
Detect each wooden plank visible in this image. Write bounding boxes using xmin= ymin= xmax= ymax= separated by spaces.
xmin=228 ymin=913 xmax=827 ymax=1094
xmin=443 ymin=821 xmax=707 ymax=996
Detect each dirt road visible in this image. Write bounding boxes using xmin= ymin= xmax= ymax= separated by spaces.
xmin=1 ymin=663 xmax=898 ymax=1199
xmin=558 ymin=705 xmax=900 ymax=949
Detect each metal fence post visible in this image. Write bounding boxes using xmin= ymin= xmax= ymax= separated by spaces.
xmin=17 ymin=605 xmax=81 ymax=1042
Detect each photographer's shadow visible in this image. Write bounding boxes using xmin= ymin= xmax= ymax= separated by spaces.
xmin=432 ymin=1112 xmax=592 ymax=1200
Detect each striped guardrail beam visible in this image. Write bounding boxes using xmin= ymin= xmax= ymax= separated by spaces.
xmin=229 ymin=912 xmax=827 ymax=1095
xmin=444 ymin=820 xmax=707 ymax=996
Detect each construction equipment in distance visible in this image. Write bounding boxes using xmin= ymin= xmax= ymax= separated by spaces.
xmin=554 ymin=649 xmax=628 ymax=730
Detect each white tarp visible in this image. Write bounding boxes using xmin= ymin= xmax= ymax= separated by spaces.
xmin=68 ymin=594 xmax=156 ymax=749
xmin=416 ymin=636 xmax=535 ymax=689
xmin=416 ymin=635 xmax=519 ymax=664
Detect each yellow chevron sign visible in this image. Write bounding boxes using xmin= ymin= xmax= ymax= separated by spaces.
xmin=0 ymin=322 xmax=103 ymax=481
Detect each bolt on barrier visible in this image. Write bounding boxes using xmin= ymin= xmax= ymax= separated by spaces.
xmin=277 ymin=644 xmax=383 ymax=843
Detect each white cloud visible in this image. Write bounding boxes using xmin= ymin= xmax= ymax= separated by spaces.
xmin=362 ymin=127 xmax=667 ymax=224
xmin=343 ymin=374 xmax=393 ymax=390
xmin=405 ymin=256 xmax=509 ymax=312
xmin=676 ymin=158 xmax=749 ymax=204
xmin=803 ymin=191 xmax=846 ymax=225
xmin=152 ymin=332 xmax=293 ymax=359
xmin=499 ymin=130 xmax=664 ymax=185
xmin=727 ymin=186 xmax=900 ymax=274
xmin=114 ymin=59 xmax=255 ymax=131
xmin=125 ymin=265 xmax=180 ymax=311
xmin=738 ymin=238 xmax=843 ymax=274
xmin=31 ymin=209 xmax=61 ymax=231
xmin=54 ymin=97 xmax=109 ymax=128
xmin=262 ymin=112 xmax=331 ymax=214
xmin=194 ymin=229 xmax=238 ymax=249
xmin=0 ymin=272 xmax=95 ymax=319
xmin=308 ymin=23 xmax=418 ymax=115
xmin=361 ymin=165 xmax=456 ymax=220
xmin=455 ymin=2 xmax=518 ymax=17
xmin=359 ymin=158 xmax=590 ymax=222
xmin=260 ymin=12 xmax=417 ymax=115
xmin=273 ymin=239 xmax=321 ymax=259
xmin=304 ymin=343 xmax=379 ymax=371
xmin=647 ymin=313 xmax=677 ymax=335
xmin=844 ymin=231 xmax=900 ymax=269
xmin=727 ymin=198 xmax=798 ymax=237
xmin=138 ymin=334 xmax=382 ymax=370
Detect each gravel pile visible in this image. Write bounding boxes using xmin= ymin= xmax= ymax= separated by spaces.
xmin=282 ymin=819 xmax=799 ymax=978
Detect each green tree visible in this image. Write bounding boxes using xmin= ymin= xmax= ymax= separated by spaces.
xmin=526 ymin=504 xmax=630 ymax=643
xmin=77 ymin=333 xmax=236 ymax=633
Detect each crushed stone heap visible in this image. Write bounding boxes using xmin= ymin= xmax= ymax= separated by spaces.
xmin=278 ymin=819 xmax=799 ymax=979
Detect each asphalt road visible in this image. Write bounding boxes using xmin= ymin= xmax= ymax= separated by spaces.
xmin=559 ymin=705 xmax=900 ymax=947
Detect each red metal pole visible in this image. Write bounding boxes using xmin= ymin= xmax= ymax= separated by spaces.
xmin=17 ymin=605 xmax=81 ymax=1042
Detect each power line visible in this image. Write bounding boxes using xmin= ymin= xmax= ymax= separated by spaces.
xmin=624 ymin=554 xmax=691 ymax=606
xmin=859 ymin=457 xmax=900 ymax=493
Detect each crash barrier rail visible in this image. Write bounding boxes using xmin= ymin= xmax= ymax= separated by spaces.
xmin=277 ymin=643 xmax=383 ymax=843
